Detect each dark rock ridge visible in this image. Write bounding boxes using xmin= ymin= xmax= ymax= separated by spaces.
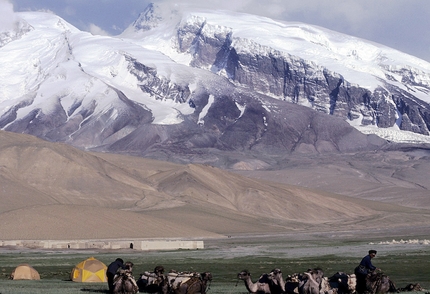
xmin=101 ymin=89 xmax=388 ymax=168
xmin=169 ymin=13 xmax=430 ymax=136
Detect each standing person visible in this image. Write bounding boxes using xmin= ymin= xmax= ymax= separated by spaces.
xmin=107 ymin=258 xmax=124 ymax=294
xmin=355 ymin=250 xmax=379 ymax=294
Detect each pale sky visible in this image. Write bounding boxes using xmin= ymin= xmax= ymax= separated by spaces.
xmin=4 ymin=0 xmax=430 ymax=63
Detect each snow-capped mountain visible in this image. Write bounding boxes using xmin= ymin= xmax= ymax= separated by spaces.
xmin=1 ymin=4 xmax=430 ymax=167
xmin=123 ymin=4 xmax=430 ymax=138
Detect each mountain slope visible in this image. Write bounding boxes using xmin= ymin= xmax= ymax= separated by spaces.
xmin=2 ymin=130 xmax=429 ymax=240
xmin=0 ymin=6 xmax=429 ymax=169
xmin=124 ymin=3 xmax=430 ymax=135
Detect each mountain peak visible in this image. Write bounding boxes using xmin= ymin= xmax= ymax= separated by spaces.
xmin=129 ymin=2 xmax=185 ymax=33
xmin=0 ymin=18 xmax=33 ymax=48
xmin=131 ymin=3 xmax=163 ymax=31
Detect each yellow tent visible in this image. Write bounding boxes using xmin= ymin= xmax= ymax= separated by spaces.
xmin=70 ymin=257 xmax=107 ymax=282
xmin=11 ymin=263 xmax=40 ymax=280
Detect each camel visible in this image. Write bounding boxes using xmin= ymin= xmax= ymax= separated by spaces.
xmin=399 ymin=283 xmax=424 ymax=292
xmin=345 ymin=274 xmax=356 ymax=294
xmin=137 ymin=265 xmax=169 ymax=294
xmin=365 ymin=271 xmax=397 ymax=294
xmin=299 ymin=268 xmax=324 ymax=294
xmin=167 ymin=270 xmax=202 ymax=291
xmin=113 ymin=261 xmax=139 ymax=294
xmin=324 ymin=272 xmax=356 ymax=294
xmin=285 ymin=273 xmax=302 ymax=294
xmin=268 ymin=268 xmax=286 ymax=294
xmin=237 ymin=269 xmax=272 ymax=294
xmin=320 ymin=277 xmax=338 ymax=294
xmin=170 ymin=271 xmax=212 ymax=294
xmin=268 ymin=270 xmax=303 ymax=294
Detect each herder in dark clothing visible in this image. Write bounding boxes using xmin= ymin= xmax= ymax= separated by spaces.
xmin=355 ymin=250 xmax=379 ymax=294
xmin=107 ymin=258 xmax=124 ymax=294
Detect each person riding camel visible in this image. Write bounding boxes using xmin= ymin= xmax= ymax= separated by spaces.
xmin=355 ymin=250 xmax=380 ymax=294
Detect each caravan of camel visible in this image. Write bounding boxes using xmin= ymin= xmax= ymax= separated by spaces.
xmin=112 ymin=264 xmax=212 ymax=294
xmin=112 ymin=264 xmax=424 ymax=294
xmin=237 ymin=268 xmax=397 ymax=294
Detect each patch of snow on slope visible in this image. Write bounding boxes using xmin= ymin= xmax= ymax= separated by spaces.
xmin=348 ymin=112 xmax=430 ymax=143
xmin=235 ymin=101 xmax=245 ymax=119
xmin=385 ymin=80 xmax=430 ymax=104
xmin=357 ymin=125 xmax=430 ymax=144
xmin=198 ymin=94 xmax=215 ymax=125
xmin=347 ymin=109 xmax=430 ymax=143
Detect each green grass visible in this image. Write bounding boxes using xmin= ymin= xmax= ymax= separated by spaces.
xmin=0 ymin=238 xmax=429 ymax=294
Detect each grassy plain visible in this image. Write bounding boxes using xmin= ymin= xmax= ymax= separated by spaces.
xmin=0 ymin=235 xmax=429 ymax=294
xmin=0 ymin=237 xmax=430 ymax=294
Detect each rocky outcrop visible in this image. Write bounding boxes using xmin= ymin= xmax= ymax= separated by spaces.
xmin=126 ymin=55 xmax=191 ymax=103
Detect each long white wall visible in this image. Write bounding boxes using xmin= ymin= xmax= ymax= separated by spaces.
xmin=0 ymin=239 xmax=204 ymax=250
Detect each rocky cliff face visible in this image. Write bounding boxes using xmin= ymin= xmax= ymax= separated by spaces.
xmin=170 ymin=14 xmax=430 ymax=136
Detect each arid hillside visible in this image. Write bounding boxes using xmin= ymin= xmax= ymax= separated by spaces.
xmin=1 ymin=130 xmax=429 ymax=240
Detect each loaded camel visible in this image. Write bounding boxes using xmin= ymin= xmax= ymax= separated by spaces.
xmin=268 ymin=268 xmax=286 ymax=294
xmin=168 ymin=271 xmax=213 ymax=294
xmin=329 ymin=272 xmax=356 ymax=294
xmin=325 ymin=270 xmax=397 ymax=294
xmin=320 ymin=272 xmax=357 ymax=294
xmin=399 ymin=283 xmax=425 ymax=292
xmin=137 ymin=265 xmax=169 ymax=294
xmin=112 ymin=261 xmax=139 ymax=294
xmin=237 ymin=269 xmax=272 ymax=294
xmin=258 ymin=268 xmax=307 ymax=294
xmin=167 ymin=270 xmax=201 ymax=291
xmin=299 ymin=268 xmax=324 ymax=294
xmin=365 ymin=271 xmax=397 ymax=294
xmin=285 ymin=273 xmax=302 ymax=294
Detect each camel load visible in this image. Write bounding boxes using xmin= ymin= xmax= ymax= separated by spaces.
xmin=136 ymin=266 xmax=212 ymax=294
xmin=299 ymin=268 xmax=325 ymax=294
xmin=167 ymin=270 xmax=202 ymax=291
xmin=168 ymin=270 xmax=213 ymax=294
xmin=137 ymin=265 xmax=169 ymax=294
xmin=399 ymin=283 xmax=424 ymax=292
xmin=320 ymin=272 xmax=357 ymax=294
